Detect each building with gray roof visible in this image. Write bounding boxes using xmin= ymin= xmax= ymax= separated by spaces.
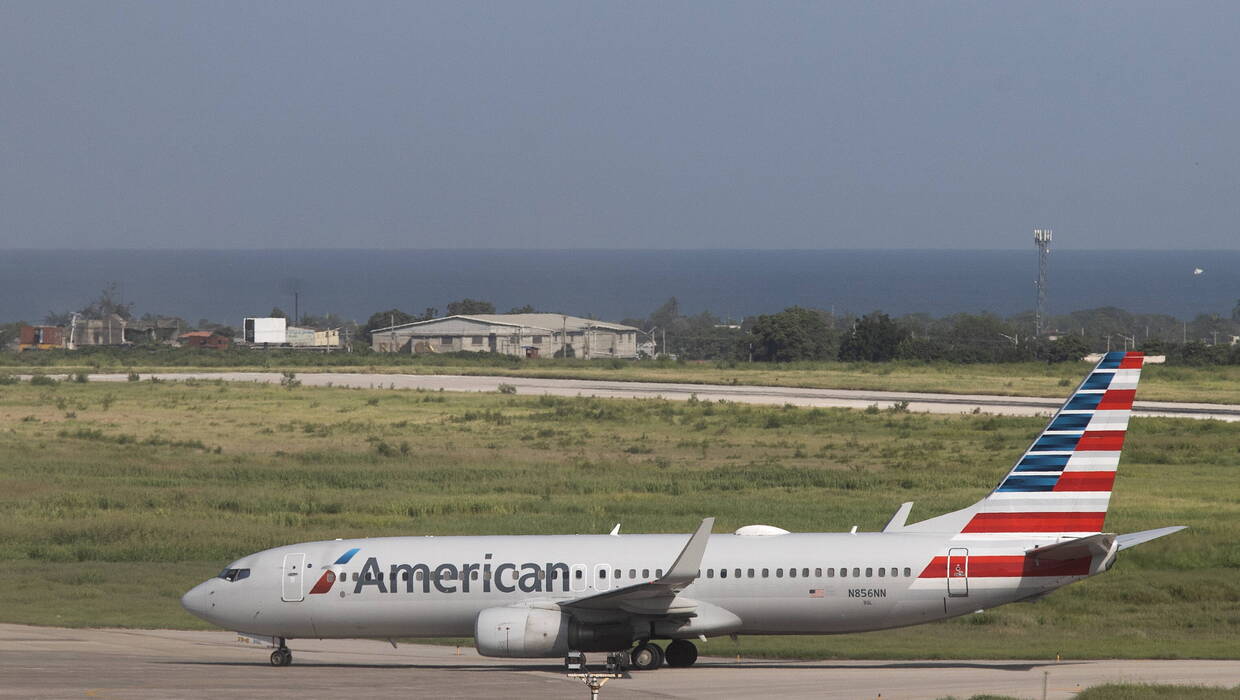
xmin=370 ymin=313 xmax=639 ymax=359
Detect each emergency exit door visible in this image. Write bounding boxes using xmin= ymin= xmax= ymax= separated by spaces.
xmin=946 ymin=548 xmax=969 ymax=597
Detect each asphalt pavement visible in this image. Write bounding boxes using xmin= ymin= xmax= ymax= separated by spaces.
xmin=2 ymin=624 xmax=1236 ymax=700
xmin=75 ymin=371 xmax=1240 ymax=421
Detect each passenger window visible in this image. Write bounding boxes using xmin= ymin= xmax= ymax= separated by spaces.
xmin=735 ymin=568 xmax=741 ymax=578
xmin=815 ymin=568 xmax=822 ymax=577
xmin=802 ymin=568 xmax=809 ymax=578
xmin=642 ymin=569 xmax=649 ymax=578
xmin=629 ymin=569 xmax=636 ymax=579
xmin=762 ymin=568 xmax=769 ymax=578
xmin=827 ymin=568 xmax=835 ymax=577
xmin=776 ymin=568 xmax=783 ymax=578
xmin=600 ymin=570 xmax=607 ymax=579
xmin=904 ymin=567 xmax=911 ymax=577
xmin=574 ymin=570 xmax=583 ymax=579
xmin=865 ymin=567 xmax=873 ymax=577
xmin=614 ymin=569 xmax=621 ymax=579
xmin=789 ymin=568 xmax=797 ymax=578
xmin=879 ymin=568 xmax=885 ymax=577
xmin=747 ymin=568 xmax=755 ymax=578
xmin=720 ymin=569 xmax=728 ymax=579
xmin=537 ymin=570 xmax=545 ymax=580
xmin=656 ymin=569 xmax=663 ymax=578
xmin=852 ymin=568 xmax=860 ymax=577
xmin=415 ymin=571 xmax=423 ymax=581
xmin=401 ymin=571 xmax=409 ymax=581
xmin=707 ymin=569 xmax=714 ymax=579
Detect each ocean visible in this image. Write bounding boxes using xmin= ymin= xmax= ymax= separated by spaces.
xmin=1 ymin=249 xmax=1236 ymax=325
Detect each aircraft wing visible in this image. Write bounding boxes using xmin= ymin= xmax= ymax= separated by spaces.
xmin=561 ymin=517 xmax=713 ymax=615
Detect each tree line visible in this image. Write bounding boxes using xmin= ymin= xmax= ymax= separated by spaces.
xmin=619 ymin=298 xmax=1240 ymax=366
xmin=11 ymin=285 xmax=1240 ymax=366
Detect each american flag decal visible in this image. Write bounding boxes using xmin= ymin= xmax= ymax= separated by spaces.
xmin=809 ymin=589 xmax=825 ymax=598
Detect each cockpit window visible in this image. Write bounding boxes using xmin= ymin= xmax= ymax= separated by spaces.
xmin=218 ymin=568 xmax=251 ymax=582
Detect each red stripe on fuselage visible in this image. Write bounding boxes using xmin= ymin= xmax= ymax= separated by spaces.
xmin=1076 ymin=430 xmax=1126 ymax=451
xmin=917 ymin=555 xmax=1092 ymax=579
xmin=1095 ymin=389 xmax=1136 ymax=411
xmin=962 ymin=512 xmax=1106 ymax=533
xmin=1054 ymin=471 xmax=1116 ymax=492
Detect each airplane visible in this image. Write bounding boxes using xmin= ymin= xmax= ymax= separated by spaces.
xmin=182 ymin=351 xmax=1184 ymax=669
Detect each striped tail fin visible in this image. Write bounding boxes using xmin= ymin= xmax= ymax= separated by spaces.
xmin=903 ymin=351 xmax=1144 ymax=536
xmin=961 ymin=351 xmax=1144 ymax=536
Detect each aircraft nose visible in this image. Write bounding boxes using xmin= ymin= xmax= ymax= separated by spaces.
xmin=180 ymin=581 xmax=215 ymax=620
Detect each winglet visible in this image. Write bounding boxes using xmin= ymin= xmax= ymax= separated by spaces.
xmin=609 ymin=523 xmax=621 ymax=536
xmin=660 ymin=517 xmax=714 ymax=586
xmin=883 ymin=502 xmax=914 ymax=532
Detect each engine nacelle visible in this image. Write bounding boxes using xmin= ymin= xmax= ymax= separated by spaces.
xmin=474 ymin=606 xmax=633 ymax=658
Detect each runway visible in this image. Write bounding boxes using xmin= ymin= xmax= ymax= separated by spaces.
xmin=2 ymin=625 xmax=1234 ymax=700
xmin=79 ymin=371 xmax=1240 ymax=421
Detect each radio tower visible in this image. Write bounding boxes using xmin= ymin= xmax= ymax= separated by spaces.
xmin=1034 ymin=229 xmax=1053 ymax=336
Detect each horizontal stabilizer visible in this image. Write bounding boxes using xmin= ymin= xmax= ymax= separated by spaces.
xmin=1026 ymin=533 xmax=1115 ymax=561
xmin=1117 ymin=525 xmax=1186 ymax=551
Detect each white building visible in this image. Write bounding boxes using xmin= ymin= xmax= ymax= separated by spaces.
xmin=371 ymin=314 xmax=639 ymax=359
xmin=243 ymin=317 xmax=287 ymax=344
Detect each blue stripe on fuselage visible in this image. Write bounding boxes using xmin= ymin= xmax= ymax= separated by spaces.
xmin=334 ymin=548 xmax=361 ymax=565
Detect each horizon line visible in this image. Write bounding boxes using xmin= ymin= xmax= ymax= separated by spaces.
xmin=3 ymin=247 xmax=1239 ymax=253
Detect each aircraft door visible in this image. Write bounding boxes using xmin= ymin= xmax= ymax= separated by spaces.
xmin=594 ymin=564 xmax=611 ymax=592
xmin=946 ymin=548 xmax=968 ymax=597
xmin=282 ymin=553 xmax=306 ymax=602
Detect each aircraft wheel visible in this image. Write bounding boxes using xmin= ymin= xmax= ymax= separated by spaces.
xmin=270 ymin=649 xmax=292 ymax=666
xmin=664 ymin=639 xmax=698 ymax=668
xmin=630 ymin=642 xmax=664 ymax=671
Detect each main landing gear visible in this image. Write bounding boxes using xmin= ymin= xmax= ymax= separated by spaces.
xmin=270 ymin=638 xmax=292 ymax=667
xmin=663 ymin=639 xmax=698 ymax=668
xmin=629 ymin=641 xmax=663 ymax=671
xmin=628 ymin=639 xmax=699 ymax=670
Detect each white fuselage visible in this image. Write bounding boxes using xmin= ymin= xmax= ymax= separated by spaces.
xmin=182 ymin=530 xmax=1098 ymax=641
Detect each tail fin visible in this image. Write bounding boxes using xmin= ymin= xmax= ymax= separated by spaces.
xmin=908 ymin=351 xmax=1144 ymax=536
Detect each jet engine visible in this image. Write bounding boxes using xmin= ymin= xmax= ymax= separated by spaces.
xmin=474 ymin=606 xmax=633 ymax=658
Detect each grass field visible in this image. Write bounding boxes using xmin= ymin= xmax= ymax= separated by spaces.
xmin=0 ymin=377 xmax=1236 ymax=659
xmin=5 ymin=350 xmax=1240 ymax=404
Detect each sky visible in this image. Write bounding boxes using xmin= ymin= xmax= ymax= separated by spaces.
xmin=2 ymin=1 xmax=1238 ymax=250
